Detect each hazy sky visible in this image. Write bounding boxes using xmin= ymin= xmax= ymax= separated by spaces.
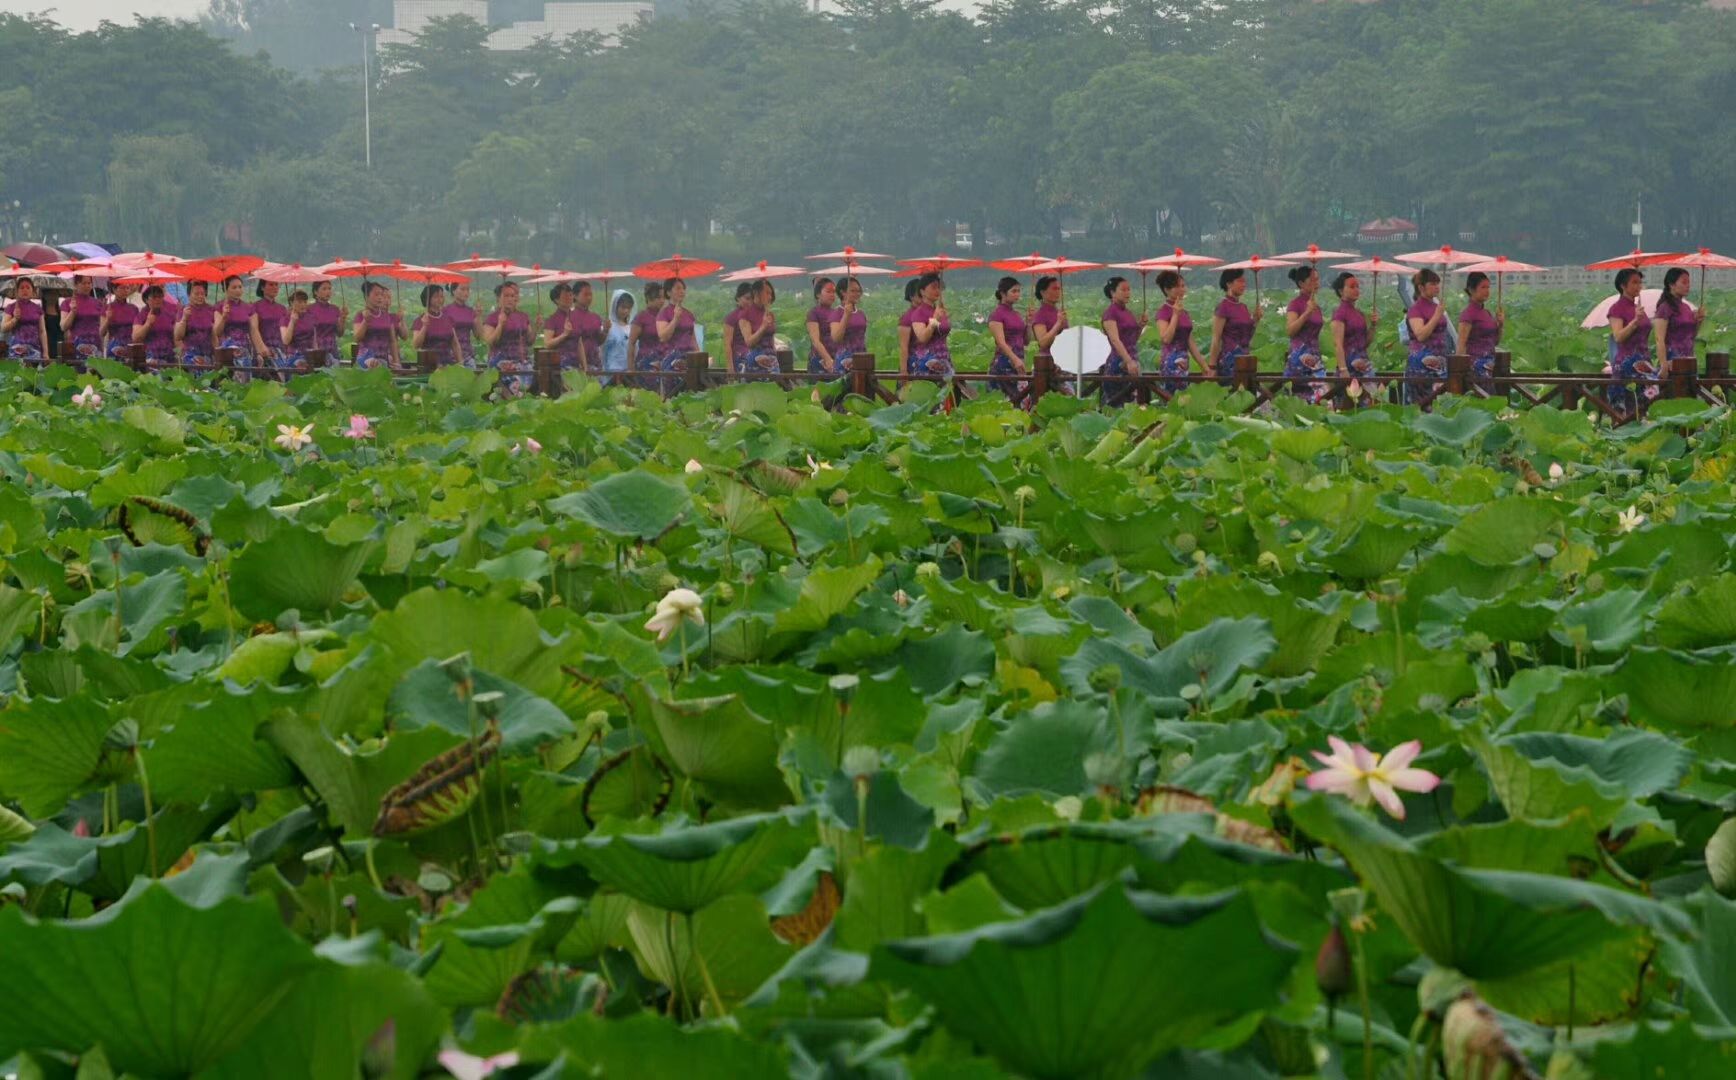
xmin=0 ymin=0 xmax=207 ymax=31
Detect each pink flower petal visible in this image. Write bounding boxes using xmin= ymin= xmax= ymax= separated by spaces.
xmin=1380 ymin=740 xmax=1423 ymax=771
xmin=1350 ymin=743 xmax=1378 ymax=772
xmin=1306 ymin=770 xmax=1361 ymax=796
xmin=1368 ymin=778 xmax=1406 ymax=819
xmin=1326 ymin=734 xmax=1356 ymax=761
xmin=1387 ymin=767 xmax=1441 ymax=794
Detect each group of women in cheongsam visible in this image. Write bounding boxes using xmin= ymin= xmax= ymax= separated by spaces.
xmin=3 ymin=255 xmax=1708 ymax=410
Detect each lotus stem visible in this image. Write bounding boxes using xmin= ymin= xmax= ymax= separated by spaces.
xmin=689 ymin=911 xmax=728 ymax=1019
xmin=678 ymin=620 xmax=690 ymax=682
xmin=665 ymin=909 xmax=688 ymax=1019
xmin=136 ymin=751 xmax=159 ymax=878
xmin=364 ymin=840 xmax=384 ymax=894
xmin=1354 ymin=927 xmax=1374 ymax=1080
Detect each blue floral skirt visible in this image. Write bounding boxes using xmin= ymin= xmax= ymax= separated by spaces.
xmin=1608 ymin=348 xmax=1659 ymax=413
xmin=1159 ymin=344 xmax=1191 ymax=393
xmin=989 ymin=351 xmax=1025 ymax=397
xmin=7 ymin=335 xmax=43 ymax=360
xmin=808 ymin=350 xmax=844 ymax=375
xmin=68 ymin=334 xmax=102 ymax=362
xmin=490 ymin=351 xmax=532 ymax=396
xmin=1216 ymin=345 xmax=1247 ymax=385
xmin=1404 ymin=345 xmax=1446 ymax=404
xmin=1345 ymin=349 xmax=1383 ymax=403
xmin=355 ymin=346 xmax=393 ymax=371
xmin=1284 ymin=343 xmax=1330 ymax=404
xmin=909 ymin=342 xmax=954 ymax=379
xmin=734 ymin=346 xmax=779 ymax=375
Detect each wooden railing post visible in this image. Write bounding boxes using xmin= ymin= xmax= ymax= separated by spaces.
xmin=216 ymin=346 xmax=237 ymax=374
xmin=307 ymin=348 xmax=330 ymax=369
xmin=683 ymin=350 xmax=708 ymax=394
xmin=850 ymin=352 xmax=874 ymax=399
xmin=533 ymin=348 xmax=559 ymax=397
xmin=1666 ymin=353 xmax=1696 ymax=399
xmin=1707 ymin=350 xmax=1730 ymax=380
xmin=775 ymin=348 xmax=794 ymax=374
xmin=1561 ymin=379 xmax=1580 ymax=411
xmin=127 ymin=343 xmax=148 ymax=373
xmin=416 ymin=349 xmax=438 ymax=375
xmin=1445 ymin=353 xmax=1471 ymax=396
xmin=1031 ymin=352 xmax=1053 ymax=403
xmin=57 ymin=340 xmax=76 ymax=363
xmin=1232 ymin=352 xmax=1258 ymax=393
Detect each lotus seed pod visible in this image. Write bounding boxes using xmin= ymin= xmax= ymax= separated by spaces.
xmin=1313 ymin=924 xmax=1353 ymax=998
xmin=842 ymin=745 xmax=880 ymax=780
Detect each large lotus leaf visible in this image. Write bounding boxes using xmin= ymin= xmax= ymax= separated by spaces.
xmin=367 ymin=588 xmax=572 ymax=697
xmin=770 ymin=558 xmax=883 ymax=636
xmin=953 ymin=821 xmax=1155 ymax=910
xmin=872 ymin=884 xmax=1292 ymax=1080
xmin=60 ymin=569 xmax=185 ymax=656
xmin=711 ymin=477 xmax=797 ymax=557
xmin=0 ymin=804 xmax=32 ymax=846
xmin=1291 ymin=796 xmax=1690 ymax=980
xmin=561 ymin=808 xmax=814 ymax=913
xmin=228 ymin=525 xmax=376 ymax=619
xmin=516 ymin=1012 xmax=788 ymax=1078
xmin=0 ymin=582 xmax=41 ymax=651
xmin=1478 ymin=930 xmax=1655 ymax=1026
xmin=1654 ymin=574 xmax=1736 ymax=649
xmin=893 ymin=624 xmax=996 ymax=696
xmin=202 ymin=950 xmax=447 ymax=1080
xmin=549 ymin=469 xmax=691 ymax=540
xmin=1323 ymin=522 xmax=1429 ymax=580
xmin=264 ymin=716 xmax=462 ymax=837
xmin=1497 ymin=729 xmax=1691 ymax=799
xmin=423 ymin=868 xmax=578 ymax=1008
xmin=1474 ymin=737 xmax=1630 ymax=830
xmin=624 ymin=894 xmax=794 ymax=1011
xmin=1657 ymin=890 xmax=1736 ymax=1028
xmin=1060 ymin=616 xmax=1275 ymax=707
xmin=0 ymin=885 xmax=319 ymax=1075
xmin=649 ymin=693 xmax=789 ymax=810
xmin=969 ymin=699 xmax=1115 ymax=800
xmin=1589 ymin=1018 xmax=1736 ymax=1079
xmin=1172 ymin=578 xmax=1345 ymax=678
xmin=1617 ymin=646 xmax=1736 ymax=729
xmin=1552 ymin=587 xmax=1648 ymax=654
xmin=0 ymin=695 xmax=116 ymax=817
xmin=388 ymin=659 xmax=574 ymax=757
xmin=834 ymin=833 xmax=961 ymax=950
xmin=819 ymin=767 xmax=934 ymax=848
xmin=1441 ymin=497 xmax=1563 ymax=566
xmin=142 ymin=684 xmax=300 ymax=801
xmin=1414 ymin=406 xmax=1497 ymax=447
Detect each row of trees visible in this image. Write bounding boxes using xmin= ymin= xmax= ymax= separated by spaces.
xmin=3 ymin=0 xmax=1734 ymax=268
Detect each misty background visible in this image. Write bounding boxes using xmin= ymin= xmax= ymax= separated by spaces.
xmin=1 ymin=0 xmax=1730 ymax=269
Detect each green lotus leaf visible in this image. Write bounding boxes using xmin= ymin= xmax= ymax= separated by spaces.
xmin=559 ymin=808 xmax=814 ymax=913
xmin=1655 ymin=574 xmax=1736 ymax=649
xmin=388 ymin=659 xmax=574 ymax=757
xmin=623 ymin=893 xmax=794 ymax=1011
xmin=227 ymin=525 xmax=376 ymax=619
xmin=549 ymin=468 xmax=692 ymax=540
xmin=649 ymin=693 xmax=790 ymax=810
xmin=1441 ymin=496 xmax=1564 ymax=566
xmin=516 ymin=1012 xmax=788 ymax=1078
xmin=872 ymin=884 xmax=1292 ymax=1080
xmin=1618 ymin=646 xmax=1736 ymax=730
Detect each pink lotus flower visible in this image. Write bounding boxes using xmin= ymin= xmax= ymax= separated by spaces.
xmin=342 ymin=414 xmax=375 ymax=440
xmin=510 ymin=437 xmax=542 ymax=456
xmin=437 ymin=1049 xmax=519 ymax=1080
xmin=1305 ymin=737 xmax=1440 ymax=820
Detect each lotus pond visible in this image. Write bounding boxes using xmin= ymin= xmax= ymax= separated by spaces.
xmin=1 ymin=359 xmax=1735 ymax=1079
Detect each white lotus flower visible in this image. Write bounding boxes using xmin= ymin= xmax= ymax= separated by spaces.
xmin=1617 ymin=506 xmax=1645 ymax=533
xmin=684 ymin=458 xmax=703 ymax=474
xmin=805 ymin=453 xmax=834 ymax=476
xmin=274 ymin=423 xmax=315 ymax=452
xmin=644 ymin=587 xmax=705 ymax=642
xmin=72 ymin=385 xmax=102 ymax=409
xmin=1548 ymin=462 xmax=1564 ymax=481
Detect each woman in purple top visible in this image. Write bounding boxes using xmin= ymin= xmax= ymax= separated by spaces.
xmin=1155 ymin=270 xmax=1202 ymax=393
xmin=1283 ymin=266 xmax=1328 ymax=403
xmin=897 ymin=277 xmax=922 ymax=376
xmin=908 ymin=273 xmax=953 ymax=379
xmin=987 ymin=276 xmax=1028 ymax=398
xmin=102 ymin=283 xmax=139 ymax=358
xmin=1456 ymin=272 xmax=1505 ymax=391
xmin=1029 ymin=274 xmax=1069 ymax=362
xmin=1330 ymin=272 xmax=1381 ymax=403
xmin=412 ymin=285 xmax=460 ymax=368
xmin=1206 ymin=268 xmax=1261 ymax=386
xmin=543 ymin=283 xmax=584 ymax=369
xmin=722 ymin=281 xmax=756 ymax=372
xmin=1605 ymin=268 xmax=1656 ymax=415
xmin=132 ymin=286 xmax=178 ymax=368
xmin=1652 ymin=267 xmax=1706 ymax=377
xmin=353 ymin=281 xmax=406 ymax=370
xmin=1403 ymin=269 xmax=1450 ymax=404
xmin=572 ymin=282 xmax=605 ymax=371
xmin=628 ymin=281 xmax=665 ymax=382
xmin=736 ymin=281 xmax=779 ymax=375
xmin=177 ymin=281 xmax=216 ymax=369
xmin=806 ymin=277 xmax=843 ymax=374
xmin=483 ymin=281 xmax=534 ymax=394
xmin=445 ymin=280 xmax=477 ymax=366
xmin=60 ymin=275 xmax=104 ymax=362
xmin=213 ymin=275 xmax=257 ymax=380
xmin=1099 ymin=275 xmax=1145 ymax=406
xmin=655 ymin=278 xmax=698 ymax=376
xmin=280 ymin=289 xmax=318 ymax=374
xmin=309 ymin=280 xmax=347 ymax=359
xmin=3 ymin=279 xmax=48 ymax=361
xmin=252 ymin=280 xmax=290 ymax=374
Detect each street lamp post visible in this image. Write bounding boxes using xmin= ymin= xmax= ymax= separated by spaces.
xmin=348 ymin=22 xmax=381 ymax=169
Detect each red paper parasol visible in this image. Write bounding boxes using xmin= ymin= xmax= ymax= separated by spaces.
xmin=1215 ymin=255 xmax=1300 ymax=307
xmin=376 ymin=263 xmax=468 ymax=285
xmin=318 ymin=259 xmax=395 ymax=278
xmin=180 ymin=254 xmax=265 ymax=281
xmin=1396 ymin=244 xmax=1492 ymax=269
xmin=1664 ymin=246 xmax=1736 ymax=306
xmin=1275 ymin=244 xmax=1359 ymax=264
xmin=111 ymin=267 xmax=191 ymax=286
xmin=633 ymin=255 xmax=724 ymax=280
xmin=809 ymin=264 xmax=894 ymax=277
xmin=807 ymin=247 xmax=891 ymax=261
xmin=521 ymin=270 xmax=590 ymax=284
xmin=1584 ymin=249 xmax=1687 ymax=272
xmin=721 ymin=261 xmax=808 ymax=283
xmin=897 ymin=254 xmax=984 ymax=273
xmin=253 ymin=262 xmax=335 ymax=284
xmin=1330 ymin=257 xmax=1416 ymax=327
xmin=0 ymin=242 xmax=65 ymax=267
xmin=989 ymin=252 xmax=1050 ymax=273
xmin=1132 ymin=247 xmax=1223 ymax=270
xmin=1453 ymin=256 xmax=1546 ymax=308
xmin=0 ymin=263 xmax=36 ymax=278
xmin=442 ymin=254 xmax=519 ymax=272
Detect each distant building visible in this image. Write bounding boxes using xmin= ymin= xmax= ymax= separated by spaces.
xmin=376 ymin=1 xmax=653 ymax=50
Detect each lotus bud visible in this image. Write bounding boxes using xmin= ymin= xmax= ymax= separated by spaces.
xmin=1442 ymin=994 xmax=1530 ymax=1080
xmin=1256 ymin=550 xmax=1282 ymax=572
xmin=893 ymin=589 xmax=910 ymax=607
xmin=1314 ymin=923 xmax=1353 ymax=1000
xmin=1050 ymin=585 xmax=1071 ymax=600
xmin=1708 ymin=817 xmax=1736 ymax=897
xmin=915 ymin=561 xmax=941 ymax=580
xmin=1087 ymin=664 xmax=1122 ymax=695
xmin=1051 ymin=795 xmax=1083 ymax=821
xmin=829 ymin=488 xmax=849 ymax=506
xmin=684 ymin=459 xmax=703 ymax=474
xmin=658 ymin=572 xmax=680 ymax=593
xmin=714 ymin=581 xmax=735 ymax=603
xmin=1083 ymin=751 xmax=1126 ymax=792
xmin=1013 ymin=485 xmax=1036 ymax=504
xmin=842 ymin=745 xmax=880 ymax=782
